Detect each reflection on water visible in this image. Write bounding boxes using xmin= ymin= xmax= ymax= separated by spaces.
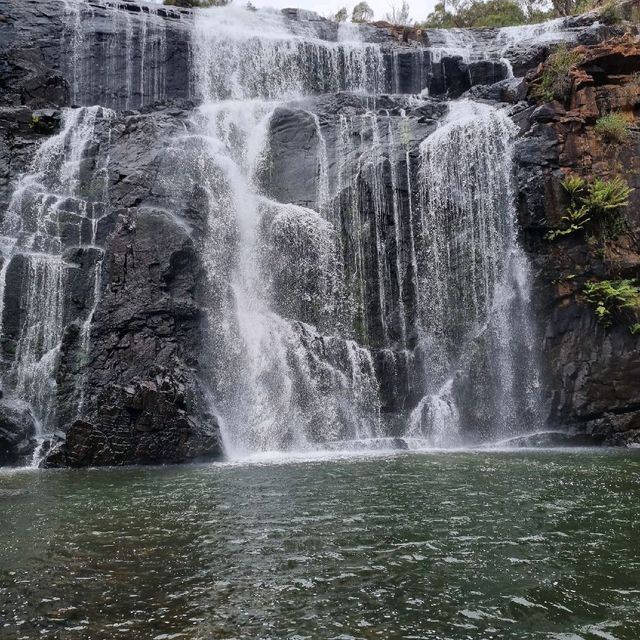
xmin=1 ymin=450 xmax=639 ymax=639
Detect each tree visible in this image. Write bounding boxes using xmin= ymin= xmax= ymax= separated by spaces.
xmin=422 ymin=0 xmax=531 ymax=28
xmin=550 ymin=0 xmax=578 ymax=16
xmin=352 ymin=1 xmax=374 ymax=22
xmin=334 ymin=7 xmax=348 ymax=21
xmin=518 ymin=0 xmax=550 ymax=20
xmin=461 ymin=0 xmax=528 ymax=26
xmin=385 ymin=0 xmax=412 ymax=25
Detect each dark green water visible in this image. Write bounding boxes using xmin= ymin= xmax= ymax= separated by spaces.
xmin=1 ymin=450 xmax=639 ymax=639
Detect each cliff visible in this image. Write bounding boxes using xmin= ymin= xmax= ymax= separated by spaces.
xmin=0 ymin=0 xmax=638 ymax=467
xmin=517 ymin=33 xmax=640 ymax=444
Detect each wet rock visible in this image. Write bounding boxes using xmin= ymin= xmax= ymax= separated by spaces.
xmin=519 ymin=34 xmax=640 ymax=446
xmin=0 ymin=401 xmax=37 ymax=466
xmin=50 ymin=374 xmax=221 ymax=467
xmin=1 ymin=0 xmax=638 ymax=465
xmin=465 ymin=78 xmax=527 ymax=103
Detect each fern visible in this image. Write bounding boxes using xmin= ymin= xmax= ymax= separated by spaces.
xmin=547 ymin=175 xmax=633 ymax=242
xmin=584 ymin=177 xmax=633 ymax=213
xmin=583 ymin=279 xmax=640 ymax=330
xmin=560 ymin=175 xmax=585 ymax=197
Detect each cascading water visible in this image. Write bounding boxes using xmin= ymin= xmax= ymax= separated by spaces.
xmin=189 ymin=8 xmax=390 ymax=457
xmin=62 ymin=0 xmax=180 ymax=109
xmin=187 ymin=6 xmax=542 ymax=456
xmin=408 ymin=100 xmax=541 ymax=443
xmin=0 ymin=106 xmax=113 ymax=462
xmin=1 ymin=0 xmax=552 ymax=465
xmin=425 ymin=16 xmax=601 ymax=63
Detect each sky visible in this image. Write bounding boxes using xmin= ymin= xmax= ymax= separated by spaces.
xmin=248 ymin=0 xmax=439 ymax=22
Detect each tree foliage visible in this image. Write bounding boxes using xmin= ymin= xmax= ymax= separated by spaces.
xmin=420 ymin=0 xmax=604 ymax=28
xmin=352 ymin=1 xmax=374 ymax=22
xmin=422 ymin=0 xmax=539 ymax=28
xmin=334 ymin=7 xmax=348 ymax=22
xmin=385 ymin=1 xmax=412 ymax=25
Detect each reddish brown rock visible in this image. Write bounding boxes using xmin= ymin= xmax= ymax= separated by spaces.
xmin=519 ymin=34 xmax=640 ymax=445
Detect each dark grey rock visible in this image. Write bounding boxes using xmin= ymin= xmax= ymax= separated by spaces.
xmin=0 ymin=401 xmax=37 ymax=466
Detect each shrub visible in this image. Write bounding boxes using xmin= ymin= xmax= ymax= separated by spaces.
xmin=545 ymin=204 xmax=590 ymax=240
xmin=583 ymin=279 xmax=640 ymax=331
xmin=594 ymin=112 xmax=630 ymax=143
xmin=599 ymin=1 xmax=622 ymax=24
xmin=585 ymin=176 xmax=633 ymax=238
xmin=334 ymin=7 xmax=348 ymax=21
xmin=534 ymin=45 xmax=584 ymax=102
xmin=29 ymin=115 xmax=55 ymax=134
xmin=561 ymin=174 xmax=585 ymax=197
xmin=546 ymin=175 xmax=633 ymax=241
xmin=352 ymin=1 xmax=374 ymax=22
xmin=584 ymin=177 xmax=633 ymax=214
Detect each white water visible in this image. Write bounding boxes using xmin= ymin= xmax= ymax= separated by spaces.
xmin=189 ymin=7 xmax=393 ymax=457
xmin=425 ymin=17 xmax=599 ymax=65
xmin=1 ymin=1 xmax=551 ymax=465
xmin=0 ymin=106 xmax=113 ymax=454
xmin=186 ymin=6 xmax=543 ymax=457
xmin=412 ymin=100 xmax=541 ymax=440
xmin=62 ymin=0 xmax=174 ymax=108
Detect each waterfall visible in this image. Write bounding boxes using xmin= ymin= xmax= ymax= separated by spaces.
xmin=1 ymin=0 xmax=550 ymax=464
xmin=0 ymin=106 xmax=113 ymax=453
xmin=190 ymin=7 xmax=390 ymax=457
xmin=62 ymin=0 xmax=176 ymax=109
xmin=425 ymin=16 xmax=599 ymax=63
xmin=409 ymin=100 xmax=541 ymax=442
xmin=186 ymin=5 xmax=543 ymax=455
xmin=192 ymin=6 xmax=385 ymax=101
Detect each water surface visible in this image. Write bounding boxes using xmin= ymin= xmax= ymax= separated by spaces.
xmin=1 ymin=449 xmax=639 ymax=639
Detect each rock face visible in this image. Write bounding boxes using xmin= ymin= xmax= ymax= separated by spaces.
xmin=0 ymin=0 xmax=220 ymax=466
xmin=0 ymin=402 xmax=37 ymax=466
xmin=516 ymin=34 xmax=640 ymax=445
xmin=0 ymin=0 xmax=638 ymax=466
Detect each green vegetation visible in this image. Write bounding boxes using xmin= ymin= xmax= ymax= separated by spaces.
xmin=583 ymin=279 xmax=640 ymax=331
xmin=334 ymin=7 xmax=348 ymax=21
xmin=385 ymin=1 xmax=411 ymax=25
xmin=534 ymin=44 xmax=584 ymax=102
xmin=598 ymin=1 xmax=623 ymax=24
xmin=594 ymin=112 xmax=630 ymax=143
xmin=584 ymin=177 xmax=633 ymax=216
xmin=422 ymin=0 xmax=534 ymax=28
xmin=419 ymin=0 xmax=609 ymax=29
xmin=352 ymin=1 xmax=374 ymax=22
xmin=29 ymin=115 xmax=55 ymax=134
xmin=546 ymin=175 xmax=633 ymax=241
xmin=545 ymin=204 xmax=590 ymax=240
xmin=561 ymin=174 xmax=585 ymax=197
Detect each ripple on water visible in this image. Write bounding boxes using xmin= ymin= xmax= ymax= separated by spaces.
xmin=0 ymin=449 xmax=639 ymax=639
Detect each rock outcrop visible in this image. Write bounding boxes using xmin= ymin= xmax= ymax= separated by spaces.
xmin=516 ymin=34 xmax=640 ymax=445
xmin=0 ymin=401 xmax=37 ymax=466
xmin=0 ymin=0 xmax=639 ymax=467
